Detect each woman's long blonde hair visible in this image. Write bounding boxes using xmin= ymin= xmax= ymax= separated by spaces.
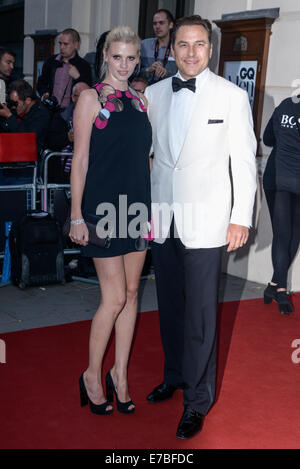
xmin=100 ymin=25 xmax=141 ymax=81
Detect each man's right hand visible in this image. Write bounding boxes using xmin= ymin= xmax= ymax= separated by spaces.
xmin=68 ymin=130 xmax=74 ymax=143
xmin=0 ymin=103 xmax=12 ymax=119
xmin=41 ymin=93 xmax=50 ymax=102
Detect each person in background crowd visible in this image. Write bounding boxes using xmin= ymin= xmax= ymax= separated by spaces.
xmin=140 ymin=9 xmax=177 ymax=85
xmin=84 ymin=31 xmax=110 ymax=85
xmin=60 ymin=81 xmax=90 ymax=174
xmin=0 ymin=79 xmax=51 ymax=184
xmin=0 ymin=78 xmax=71 ymax=184
xmin=37 ymin=28 xmax=92 ymax=110
xmin=0 ymin=47 xmax=16 ymax=88
xmin=0 ymin=79 xmax=51 ymax=155
xmin=263 ymin=95 xmax=300 ymax=315
xmin=61 ymin=81 xmax=91 ymax=126
xmin=130 ymin=76 xmax=148 ymax=94
xmin=70 ymin=26 xmax=152 ymax=416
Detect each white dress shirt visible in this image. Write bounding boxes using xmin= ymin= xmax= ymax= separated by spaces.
xmin=168 ymin=67 xmax=209 ymax=164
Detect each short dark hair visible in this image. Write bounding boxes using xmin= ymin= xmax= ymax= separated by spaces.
xmin=131 ymin=76 xmax=148 ymax=86
xmin=61 ymin=28 xmax=81 ymax=44
xmin=154 ymin=9 xmax=175 ymax=25
xmin=0 ymin=47 xmax=16 ymax=61
xmin=8 ymin=79 xmax=37 ymax=101
xmin=171 ymin=15 xmax=212 ymax=46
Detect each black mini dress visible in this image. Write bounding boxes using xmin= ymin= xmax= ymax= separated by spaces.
xmin=81 ymin=83 xmax=152 ymax=258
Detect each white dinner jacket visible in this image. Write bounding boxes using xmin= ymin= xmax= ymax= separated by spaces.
xmin=145 ymin=70 xmax=257 ymax=248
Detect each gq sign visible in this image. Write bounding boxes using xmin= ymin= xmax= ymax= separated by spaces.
xmin=223 ymin=61 xmax=257 ymax=110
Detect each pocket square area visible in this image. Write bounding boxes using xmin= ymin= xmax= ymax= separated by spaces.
xmin=208 ymin=119 xmax=224 ymax=124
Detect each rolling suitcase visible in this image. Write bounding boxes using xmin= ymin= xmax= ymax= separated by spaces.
xmin=9 ymin=211 xmax=65 ymax=289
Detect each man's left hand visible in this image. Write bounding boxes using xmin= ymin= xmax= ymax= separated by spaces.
xmin=0 ymin=103 xmax=12 ymax=119
xmin=153 ymin=62 xmax=167 ymax=79
xmin=226 ymin=224 xmax=249 ymax=252
xmin=69 ymin=65 xmax=80 ymax=80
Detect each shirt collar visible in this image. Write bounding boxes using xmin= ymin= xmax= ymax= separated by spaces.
xmin=176 ymin=67 xmax=209 ymax=94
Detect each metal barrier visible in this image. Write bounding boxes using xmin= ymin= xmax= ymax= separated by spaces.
xmin=38 ymin=150 xmax=73 ymax=213
xmin=0 ymin=162 xmax=37 ymax=210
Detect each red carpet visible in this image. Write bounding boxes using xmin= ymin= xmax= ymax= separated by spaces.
xmin=0 ymin=294 xmax=300 ymax=449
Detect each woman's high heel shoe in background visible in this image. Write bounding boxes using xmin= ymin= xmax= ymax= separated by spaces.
xmin=105 ymin=370 xmax=135 ymax=414
xmin=79 ymin=374 xmax=113 ymax=415
xmin=264 ymin=283 xmax=277 ymax=304
xmin=276 ymin=291 xmax=293 ymax=316
xmin=264 ymin=284 xmax=294 ymax=316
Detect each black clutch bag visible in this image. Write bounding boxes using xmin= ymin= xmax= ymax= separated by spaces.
xmin=63 ymin=213 xmax=111 ymax=248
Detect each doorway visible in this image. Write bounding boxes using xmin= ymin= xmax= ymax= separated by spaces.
xmin=0 ymin=0 xmax=24 ymax=79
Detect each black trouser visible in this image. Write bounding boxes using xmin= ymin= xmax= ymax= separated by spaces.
xmin=151 ymin=220 xmax=222 ymax=415
xmin=264 ymin=189 xmax=300 ymax=288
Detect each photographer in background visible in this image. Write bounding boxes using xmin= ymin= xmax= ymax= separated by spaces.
xmin=37 ymin=28 xmax=92 ymax=111
xmin=0 ymin=79 xmax=70 ymax=184
xmin=0 ymin=79 xmax=51 ymax=184
xmin=0 ymin=79 xmax=51 ymax=155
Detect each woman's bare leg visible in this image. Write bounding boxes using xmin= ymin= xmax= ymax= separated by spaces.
xmin=110 ymin=250 xmax=147 ymax=409
xmin=83 ymin=256 xmax=126 ymax=410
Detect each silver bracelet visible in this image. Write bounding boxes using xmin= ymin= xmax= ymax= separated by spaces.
xmin=70 ymin=218 xmax=85 ymax=226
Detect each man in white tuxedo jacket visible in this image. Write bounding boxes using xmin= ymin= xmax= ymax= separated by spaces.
xmin=145 ymin=16 xmax=257 ymax=440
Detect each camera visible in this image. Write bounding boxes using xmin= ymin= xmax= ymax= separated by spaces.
xmin=7 ymin=98 xmax=18 ymax=110
xmin=0 ymin=98 xmax=18 ymax=112
xmin=43 ymin=95 xmax=60 ymax=111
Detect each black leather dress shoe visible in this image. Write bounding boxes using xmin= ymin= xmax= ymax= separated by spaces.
xmin=146 ymin=382 xmax=178 ymax=403
xmin=176 ymin=406 xmax=205 ymax=440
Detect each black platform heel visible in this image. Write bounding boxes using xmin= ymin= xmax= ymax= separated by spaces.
xmin=275 ymin=291 xmax=294 ymax=316
xmin=79 ymin=374 xmax=113 ymax=415
xmin=105 ymin=370 xmax=135 ymax=414
xmin=264 ymin=283 xmax=277 ymax=304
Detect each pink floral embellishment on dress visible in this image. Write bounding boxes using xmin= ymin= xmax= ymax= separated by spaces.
xmin=125 ymin=89 xmax=147 ymax=112
xmin=94 ymin=83 xmax=146 ymax=130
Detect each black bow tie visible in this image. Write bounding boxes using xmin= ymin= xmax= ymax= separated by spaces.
xmin=172 ymin=76 xmax=196 ymax=93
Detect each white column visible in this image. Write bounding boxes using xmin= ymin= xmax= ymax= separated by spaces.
xmin=71 ymin=0 xmax=92 ymax=56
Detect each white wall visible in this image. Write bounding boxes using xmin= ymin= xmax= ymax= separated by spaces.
xmin=23 ymin=0 xmax=141 ymax=82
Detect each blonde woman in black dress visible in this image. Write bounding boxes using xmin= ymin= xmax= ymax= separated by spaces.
xmin=69 ymin=26 xmax=152 ymax=415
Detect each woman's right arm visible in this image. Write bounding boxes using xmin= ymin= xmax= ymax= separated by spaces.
xmin=70 ymin=89 xmax=98 ymax=245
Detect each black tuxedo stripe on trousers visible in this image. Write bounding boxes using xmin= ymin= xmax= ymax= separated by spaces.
xmin=151 ymin=218 xmax=222 ymax=415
